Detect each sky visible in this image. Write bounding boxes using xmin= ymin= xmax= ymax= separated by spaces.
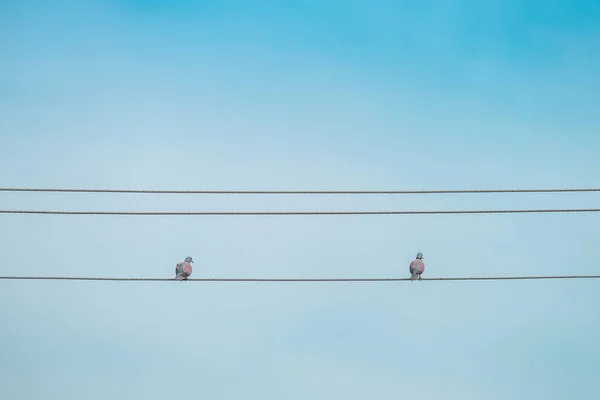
xmin=1 ymin=0 xmax=600 ymax=398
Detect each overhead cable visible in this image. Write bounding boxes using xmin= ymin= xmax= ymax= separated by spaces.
xmin=0 ymin=208 xmax=599 ymax=216
xmin=1 ymin=187 xmax=599 ymax=195
xmin=1 ymin=275 xmax=599 ymax=282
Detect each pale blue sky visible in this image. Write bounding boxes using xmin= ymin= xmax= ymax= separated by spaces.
xmin=1 ymin=1 xmax=599 ymax=399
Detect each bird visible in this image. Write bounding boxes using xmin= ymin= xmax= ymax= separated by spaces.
xmin=409 ymin=253 xmax=425 ymax=281
xmin=175 ymin=256 xmax=194 ymax=281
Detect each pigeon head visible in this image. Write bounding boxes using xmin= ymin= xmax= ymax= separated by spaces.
xmin=416 ymin=253 xmax=423 ymax=260
xmin=185 ymin=256 xmax=194 ymax=263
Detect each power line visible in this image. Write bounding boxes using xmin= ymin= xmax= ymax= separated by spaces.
xmin=0 ymin=275 xmax=599 ymax=282
xmin=0 ymin=208 xmax=599 ymax=216
xmin=1 ymin=187 xmax=599 ymax=195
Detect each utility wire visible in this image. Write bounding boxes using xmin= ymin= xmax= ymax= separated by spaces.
xmin=1 ymin=275 xmax=599 ymax=282
xmin=0 ymin=208 xmax=599 ymax=216
xmin=1 ymin=187 xmax=600 ymax=195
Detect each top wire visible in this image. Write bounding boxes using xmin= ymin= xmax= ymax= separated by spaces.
xmin=1 ymin=187 xmax=599 ymax=195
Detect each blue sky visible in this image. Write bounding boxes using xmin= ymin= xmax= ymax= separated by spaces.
xmin=1 ymin=0 xmax=599 ymax=399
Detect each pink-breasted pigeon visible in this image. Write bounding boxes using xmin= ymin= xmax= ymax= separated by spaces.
xmin=175 ymin=256 xmax=193 ymax=281
xmin=409 ymin=253 xmax=425 ymax=280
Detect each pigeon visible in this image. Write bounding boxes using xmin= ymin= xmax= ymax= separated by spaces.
xmin=409 ymin=252 xmax=425 ymax=281
xmin=175 ymin=256 xmax=194 ymax=281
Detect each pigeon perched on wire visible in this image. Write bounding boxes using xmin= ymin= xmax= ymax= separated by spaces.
xmin=175 ymin=256 xmax=194 ymax=281
xmin=409 ymin=253 xmax=425 ymax=281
